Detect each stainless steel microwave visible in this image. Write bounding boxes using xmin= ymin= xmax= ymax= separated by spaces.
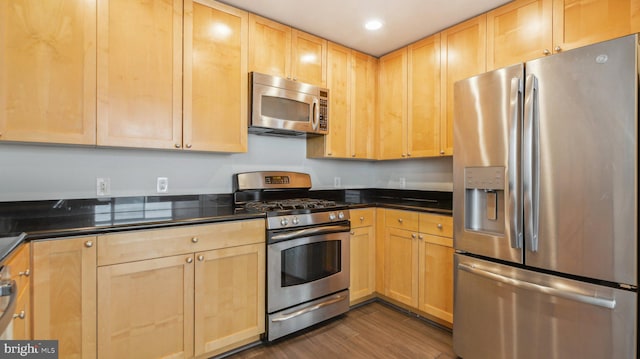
xmin=249 ymin=72 xmax=328 ymax=136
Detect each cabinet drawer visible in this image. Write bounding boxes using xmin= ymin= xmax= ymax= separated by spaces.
xmin=419 ymin=214 xmax=453 ymax=238
xmin=384 ymin=209 xmax=419 ymax=231
xmin=350 ymin=208 xmax=375 ymax=228
xmin=98 ymin=219 xmax=265 ymax=266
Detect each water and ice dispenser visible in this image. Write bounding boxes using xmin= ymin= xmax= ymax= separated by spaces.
xmin=464 ymin=167 xmax=505 ymax=235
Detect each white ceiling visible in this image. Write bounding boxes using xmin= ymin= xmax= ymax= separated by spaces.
xmin=219 ymin=0 xmax=512 ymax=57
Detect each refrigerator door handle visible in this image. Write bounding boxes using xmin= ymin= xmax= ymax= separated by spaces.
xmin=508 ymin=77 xmax=523 ymax=249
xmin=458 ymin=262 xmax=617 ymax=309
xmin=523 ymin=74 xmax=540 ymax=252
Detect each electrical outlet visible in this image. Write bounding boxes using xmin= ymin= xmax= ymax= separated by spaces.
xmin=97 ymin=177 xmax=111 ymax=196
xmin=399 ymin=177 xmax=406 ymax=188
xmin=334 ymin=177 xmax=341 ymax=188
xmin=157 ymin=177 xmax=169 ymax=193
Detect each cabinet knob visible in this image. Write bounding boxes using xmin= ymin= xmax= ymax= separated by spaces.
xmin=437 ymin=223 xmax=443 ymax=229
xmin=543 ymin=49 xmax=551 ymax=55
xmin=398 ymin=218 xmax=403 ymax=224
xmin=13 ymin=311 xmax=25 ymax=320
xmin=418 ymin=234 xmax=424 ymax=240
xmin=440 ymin=150 xmax=445 ymax=155
xmin=401 ymin=154 xmax=407 ymax=157
xmin=359 ymin=216 xmax=364 ymax=222
xmin=554 ymin=45 xmax=562 ymax=52
xmin=350 ymin=231 xmax=355 ymax=235
xmin=186 ymin=144 xmax=192 ymax=149
xmin=175 ymin=144 xmax=181 ymax=148
xmin=352 ymin=154 xmax=356 ymax=157
xmin=197 ymin=255 xmax=204 ymax=262
xmin=411 ymin=233 xmax=417 ymax=239
xmin=18 ymin=269 xmax=30 ymax=277
xmin=186 ymin=257 xmax=193 ymax=264
xmin=191 ymin=237 xmax=199 ymax=243
xmin=84 ymin=241 xmax=93 ymax=248
xmin=407 ymin=153 xmax=412 ymax=157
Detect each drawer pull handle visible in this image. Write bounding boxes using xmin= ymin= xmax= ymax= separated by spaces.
xmin=350 ymin=231 xmax=355 ymax=235
xmin=359 ymin=216 xmax=364 ymax=222
xmin=85 ymin=241 xmax=93 ymax=248
xmin=191 ymin=237 xmax=199 ymax=243
xmin=398 ymin=218 xmax=403 ymax=224
xmin=437 ymin=223 xmax=443 ymax=229
xmin=18 ymin=269 xmax=30 ymax=277
xmin=13 ymin=310 xmax=25 ymax=320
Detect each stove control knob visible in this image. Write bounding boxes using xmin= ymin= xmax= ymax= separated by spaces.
xmin=329 ymin=212 xmax=337 ymax=221
xmin=338 ymin=211 xmax=345 ymax=219
xmin=292 ymin=217 xmax=300 ymax=225
xmin=280 ymin=218 xmax=289 ymax=227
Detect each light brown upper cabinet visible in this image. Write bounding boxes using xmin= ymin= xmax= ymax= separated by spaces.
xmin=553 ymin=0 xmax=640 ymax=53
xmin=249 ymin=14 xmax=327 ymax=87
xmin=184 ymin=0 xmax=248 ymax=152
xmin=0 ymin=0 xmax=96 ymax=145
xmin=487 ymin=0 xmax=553 ymax=70
xmin=97 ymin=0 xmax=183 ymax=149
xmin=377 ymin=48 xmax=408 ymax=160
xmin=307 ymin=43 xmax=376 ymax=159
xmin=408 ymin=34 xmax=441 ymax=158
xmin=440 ymin=15 xmax=487 ymax=156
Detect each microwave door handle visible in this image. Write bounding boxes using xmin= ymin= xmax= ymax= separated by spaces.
xmin=311 ymin=99 xmax=319 ymax=130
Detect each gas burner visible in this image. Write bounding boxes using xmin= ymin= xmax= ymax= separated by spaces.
xmin=245 ymin=198 xmax=337 ymax=212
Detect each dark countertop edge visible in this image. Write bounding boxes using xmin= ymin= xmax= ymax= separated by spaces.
xmin=22 ymin=212 xmax=266 ymax=241
xmin=362 ymin=202 xmax=452 ymax=215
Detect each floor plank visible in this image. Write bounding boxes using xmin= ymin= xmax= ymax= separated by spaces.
xmin=229 ymin=301 xmax=455 ymax=359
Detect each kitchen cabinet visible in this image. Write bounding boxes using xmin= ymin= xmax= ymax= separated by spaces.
xmin=0 ymin=0 xmax=96 ymax=145
xmin=183 ymin=0 xmax=248 ymax=152
xmin=377 ymin=33 xmax=441 ymax=160
xmin=97 ymin=0 xmax=183 ymax=149
xmin=307 ymin=43 xmax=376 ymax=159
xmin=349 ymin=208 xmax=376 ymax=304
xmin=249 ymin=14 xmax=327 ymax=87
xmin=382 ymin=209 xmax=454 ymax=326
xmin=440 ymin=14 xmax=487 ymax=156
xmin=377 ymin=48 xmax=408 ymax=160
xmin=3 ymin=243 xmax=31 ymax=340
xmin=487 ymin=0 xmax=553 ymax=70
xmin=32 ymin=236 xmax=97 ymax=359
xmin=97 ymin=219 xmax=265 ymax=359
xmin=553 ymin=0 xmax=640 ymax=53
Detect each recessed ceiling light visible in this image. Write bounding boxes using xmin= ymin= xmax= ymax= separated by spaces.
xmin=364 ymin=19 xmax=383 ymax=31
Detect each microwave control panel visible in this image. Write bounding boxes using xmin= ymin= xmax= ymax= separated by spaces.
xmin=319 ymin=90 xmax=328 ymax=132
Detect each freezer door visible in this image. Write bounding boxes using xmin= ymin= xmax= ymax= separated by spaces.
xmin=453 ymin=63 xmax=524 ymax=264
xmin=523 ymin=34 xmax=638 ymax=285
xmin=453 ymin=254 xmax=637 ymax=359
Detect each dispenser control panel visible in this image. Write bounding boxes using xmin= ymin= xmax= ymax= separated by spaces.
xmin=465 ymin=167 xmax=505 ymax=190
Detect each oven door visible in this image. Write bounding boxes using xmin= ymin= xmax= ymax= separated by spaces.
xmin=267 ymin=229 xmax=349 ymax=313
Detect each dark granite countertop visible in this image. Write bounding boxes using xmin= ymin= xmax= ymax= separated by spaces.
xmin=0 ymin=189 xmax=452 ymax=261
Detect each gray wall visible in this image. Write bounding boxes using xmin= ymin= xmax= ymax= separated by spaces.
xmin=0 ymin=135 xmax=452 ymax=201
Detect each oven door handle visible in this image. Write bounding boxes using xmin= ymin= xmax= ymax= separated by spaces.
xmin=270 ymin=223 xmax=351 ymax=242
xmin=271 ymin=292 xmax=348 ymax=322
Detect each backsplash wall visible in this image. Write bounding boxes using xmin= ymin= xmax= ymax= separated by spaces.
xmin=0 ymin=135 xmax=452 ymax=201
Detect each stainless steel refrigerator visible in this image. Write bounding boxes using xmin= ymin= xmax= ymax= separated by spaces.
xmin=452 ymin=34 xmax=638 ymax=358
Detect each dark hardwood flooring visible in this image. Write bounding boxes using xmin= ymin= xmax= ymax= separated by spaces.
xmin=229 ymin=301 xmax=456 ymax=359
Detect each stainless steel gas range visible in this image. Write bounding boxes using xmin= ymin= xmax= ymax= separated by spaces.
xmin=233 ymin=171 xmax=351 ymax=341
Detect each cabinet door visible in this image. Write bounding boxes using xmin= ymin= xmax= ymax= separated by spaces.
xmin=487 ymin=0 xmax=553 ymax=70
xmin=32 ymin=237 xmax=97 ymax=359
xmin=248 ymin=14 xmax=291 ymax=79
xmin=419 ymin=235 xmax=454 ymax=325
xmin=97 ymin=0 xmax=183 ymax=149
xmin=350 ymin=226 xmax=376 ymax=304
xmin=291 ymin=30 xmax=327 ymax=87
xmin=408 ymin=34 xmax=441 ymax=158
xmin=183 ymin=0 xmax=248 ymax=153
xmin=440 ymin=15 xmax=487 ymax=156
xmin=324 ymin=42 xmax=351 ymax=158
xmin=98 ymin=255 xmax=194 ymax=359
xmin=384 ymin=227 xmax=419 ymax=307
xmin=377 ymin=48 xmax=408 ymax=160
xmin=0 ymin=0 xmax=96 ymax=145
xmin=194 ymin=244 xmax=265 ymax=357
xmin=553 ymin=0 xmax=640 ymax=52
xmin=351 ymin=51 xmax=377 ymax=159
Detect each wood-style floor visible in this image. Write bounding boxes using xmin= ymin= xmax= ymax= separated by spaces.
xmin=229 ymin=301 xmax=456 ymax=359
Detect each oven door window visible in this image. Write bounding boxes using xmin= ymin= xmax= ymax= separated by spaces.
xmin=281 ymin=240 xmax=341 ymax=287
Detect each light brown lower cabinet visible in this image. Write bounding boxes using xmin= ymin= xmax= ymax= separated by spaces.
xmin=382 ymin=209 xmax=454 ymax=326
xmin=349 ymin=208 xmax=376 ymax=304
xmin=32 ymin=236 xmax=97 ymax=359
xmin=97 ymin=219 xmax=265 ymax=359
